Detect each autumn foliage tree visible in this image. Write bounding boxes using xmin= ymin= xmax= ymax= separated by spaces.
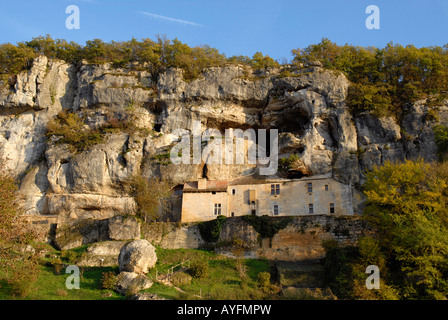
xmin=361 ymin=160 xmax=448 ymax=299
xmin=128 ymin=175 xmax=171 ymax=223
xmin=0 ymin=166 xmax=40 ymax=297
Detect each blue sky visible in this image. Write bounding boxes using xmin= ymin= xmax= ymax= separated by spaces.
xmin=1 ymin=0 xmax=448 ymax=61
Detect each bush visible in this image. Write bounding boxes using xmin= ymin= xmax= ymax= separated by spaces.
xmin=46 ymin=111 xmax=105 ymax=153
xmin=6 ymin=258 xmax=40 ymax=298
xmin=48 ymin=257 xmax=63 ymax=275
xmin=101 ymin=271 xmax=118 ymax=291
xmin=278 ymin=154 xmax=301 ymax=173
xmin=257 ymin=271 xmax=271 ymax=291
xmin=189 ymin=260 xmax=209 ymax=279
xmin=60 ymin=250 xmax=79 ymax=264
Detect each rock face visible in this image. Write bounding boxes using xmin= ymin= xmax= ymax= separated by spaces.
xmin=107 ymin=215 xmax=141 ymax=241
xmin=54 ymin=215 xmax=140 ymax=250
xmin=118 ymin=239 xmax=157 ymax=274
xmin=0 ymin=57 xmax=445 ymax=243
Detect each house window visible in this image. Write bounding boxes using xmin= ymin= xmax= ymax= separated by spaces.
xmin=212 ymin=191 xmax=216 ymax=195
xmin=307 ymin=183 xmax=313 ymax=193
xmin=271 ymin=184 xmax=280 ymax=195
xmin=231 ymin=212 xmax=235 ymax=217
xmin=330 ymin=203 xmax=335 ymax=214
xmin=309 ymin=204 xmax=314 ymax=214
xmin=214 ymin=203 xmax=222 ymax=215
xmin=273 ymin=204 xmax=279 ymax=216
xmin=232 ymin=189 xmax=236 ymax=195
xmin=325 ymin=185 xmax=329 ymax=191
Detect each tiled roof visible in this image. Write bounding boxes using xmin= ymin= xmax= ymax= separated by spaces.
xmin=183 ymin=180 xmax=229 ymax=192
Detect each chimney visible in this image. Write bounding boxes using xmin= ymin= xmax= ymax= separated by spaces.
xmin=198 ymin=178 xmax=207 ymax=190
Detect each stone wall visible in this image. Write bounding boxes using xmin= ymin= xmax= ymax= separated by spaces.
xmin=141 ymin=215 xmax=372 ymax=261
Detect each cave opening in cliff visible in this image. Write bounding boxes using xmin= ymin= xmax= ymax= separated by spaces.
xmin=287 ymin=170 xmax=307 ymax=179
xmin=277 ymin=106 xmax=312 ymax=137
xmin=154 ymin=123 xmax=162 ymax=132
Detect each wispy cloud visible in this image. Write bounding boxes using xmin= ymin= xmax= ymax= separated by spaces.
xmin=138 ymin=11 xmax=205 ymax=28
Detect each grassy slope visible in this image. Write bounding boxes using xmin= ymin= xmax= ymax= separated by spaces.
xmin=0 ymin=246 xmax=272 ymax=300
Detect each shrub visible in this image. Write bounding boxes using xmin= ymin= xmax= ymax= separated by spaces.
xmin=60 ymin=250 xmax=79 ymax=264
xmin=189 ymin=260 xmax=209 ymax=279
xmin=257 ymin=271 xmax=271 ymax=291
xmin=278 ymin=154 xmax=301 ymax=173
xmin=46 ymin=111 xmax=105 ymax=153
xmin=49 ymin=257 xmax=63 ymax=275
xmin=101 ymin=271 xmax=118 ymax=291
xmin=6 ymin=258 xmax=40 ymax=298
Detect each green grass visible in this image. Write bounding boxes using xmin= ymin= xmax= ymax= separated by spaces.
xmin=0 ymin=245 xmax=272 ymax=300
xmin=144 ymin=247 xmax=272 ymax=300
xmin=0 ymin=264 xmax=124 ymax=300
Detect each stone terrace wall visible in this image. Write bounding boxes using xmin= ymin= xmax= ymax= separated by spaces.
xmin=141 ymin=215 xmax=372 ymax=262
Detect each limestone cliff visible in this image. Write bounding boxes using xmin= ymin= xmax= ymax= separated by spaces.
xmin=0 ymin=57 xmax=443 ymax=223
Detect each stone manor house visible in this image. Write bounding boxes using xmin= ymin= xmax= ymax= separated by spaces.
xmin=178 ymin=175 xmax=355 ymax=223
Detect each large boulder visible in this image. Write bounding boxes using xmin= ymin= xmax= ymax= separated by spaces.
xmin=115 ymin=272 xmax=153 ymax=295
xmin=118 ymin=239 xmax=157 ymax=274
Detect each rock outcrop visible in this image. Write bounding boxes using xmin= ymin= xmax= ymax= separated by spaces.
xmin=0 ymin=57 xmax=445 ymax=245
